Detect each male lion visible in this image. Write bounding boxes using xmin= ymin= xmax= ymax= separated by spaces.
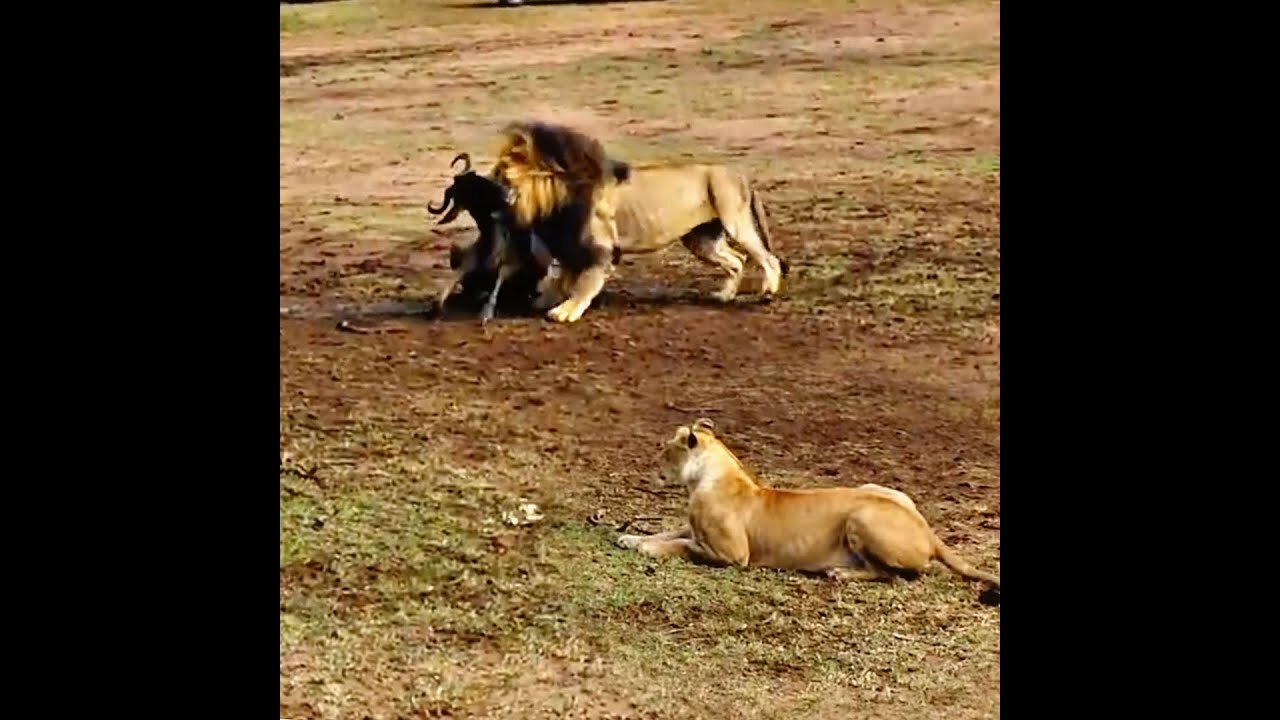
xmin=534 ymin=163 xmax=790 ymax=310
xmin=618 ymin=419 xmax=1001 ymax=595
xmin=490 ymin=120 xmax=631 ymax=324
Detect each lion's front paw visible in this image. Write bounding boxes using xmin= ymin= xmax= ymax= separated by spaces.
xmin=616 ymin=534 xmax=644 ymax=550
xmin=546 ymin=300 xmax=583 ymax=323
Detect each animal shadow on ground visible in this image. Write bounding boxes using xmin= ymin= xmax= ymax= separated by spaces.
xmin=606 ymin=286 xmax=777 ymax=311
xmin=401 ymin=267 xmax=773 ymax=323
xmin=417 ymin=288 xmax=766 ymax=324
xmin=426 ymin=296 xmax=543 ymax=324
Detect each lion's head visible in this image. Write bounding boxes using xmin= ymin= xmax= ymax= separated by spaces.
xmin=490 ymin=120 xmax=630 ymax=229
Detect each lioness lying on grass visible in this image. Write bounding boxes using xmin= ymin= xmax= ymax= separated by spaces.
xmin=617 ymin=419 xmax=1000 ymax=594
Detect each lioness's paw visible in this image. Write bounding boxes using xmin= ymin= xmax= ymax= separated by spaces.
xmin=711 ymin=289 xmax=737 ymax=303
xmin=616 ymin=534 xmax=644 ymax=550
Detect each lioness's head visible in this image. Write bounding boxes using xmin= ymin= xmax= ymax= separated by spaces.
xmin=658 ymin=418 xmax=717 ymax=486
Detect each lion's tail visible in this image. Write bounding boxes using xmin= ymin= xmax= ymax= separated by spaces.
xmin=932 ymin=532 xmax=1000 ymax=589
xmin=609 ymin=159 xmax=631 ymax=184
xmin=749 ymin=188 xmax=789 ymax=277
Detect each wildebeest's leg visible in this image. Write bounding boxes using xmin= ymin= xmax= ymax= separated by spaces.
xmin=529 ymin=231 xmax=555 ymax=268
xmin=533 ymin=266 xmax=568 ymax=310
xmin=479 ymin=262 xmax=517 ymax=325
xmin=435 ymin=250 xmax=477 ymax=317
xmin=474 ymin=214 xmax=522 ymax=324
xmin=681 ymin=222 xmax=747 ymax=302
xmin=530 ymin=231 xmax=568 ymax=310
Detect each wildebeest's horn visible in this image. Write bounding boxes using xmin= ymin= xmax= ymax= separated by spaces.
xmin=451 ymin=153 xmax=472 ymax=174
xmin=427 ymin=186 xmax=454 ymax=214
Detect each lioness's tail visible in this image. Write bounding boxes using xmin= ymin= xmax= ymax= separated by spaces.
xmin=749 ymin=189 xmax=790 ymax=277
xmin=932 ymin=532 xmax=1000 ymax=588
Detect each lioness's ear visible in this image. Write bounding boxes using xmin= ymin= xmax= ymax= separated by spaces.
xmin=687 ymin=430 xmax=699 ymax=449
xmin=693 ymin=418 xmax=715 ymax=432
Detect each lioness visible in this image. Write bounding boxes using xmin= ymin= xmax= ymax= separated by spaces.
xmin=618 ymin=419 xmax=1001 ymax=593
xmin=532 ymin=162 xmax=790 ymax=314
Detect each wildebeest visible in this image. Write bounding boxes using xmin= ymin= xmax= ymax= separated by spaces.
xmin=426 ymin=153 xmax=551 ymax=323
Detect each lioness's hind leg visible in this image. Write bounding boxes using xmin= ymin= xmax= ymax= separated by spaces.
xmin=825 ymin=566 xmax=895 ymax=583
xmin=830 ymin=529 xmax=896 ymax=583
xmin=846 ymin=508 xmax=933 ymax=576
xmin=682 ymin=228 xmax=746 ymax=302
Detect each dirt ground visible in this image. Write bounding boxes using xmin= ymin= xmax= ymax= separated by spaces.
xmin=280 ymin=1 xmax=1000 ymax=718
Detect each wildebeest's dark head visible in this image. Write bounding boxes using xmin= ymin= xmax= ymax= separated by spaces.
xmin=425 ymin=153 xmax=545 ymax=316
xmin=426 ymin=153 xmax=513 ymax=226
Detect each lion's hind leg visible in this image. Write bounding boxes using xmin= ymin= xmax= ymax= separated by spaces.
xmin=707 ymin=170 xmax=783 ymax=298
xmin=681 ymin=222 xmax=746 ymax=302
xmin=720 ymin=214 xmax=783 ymax=298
